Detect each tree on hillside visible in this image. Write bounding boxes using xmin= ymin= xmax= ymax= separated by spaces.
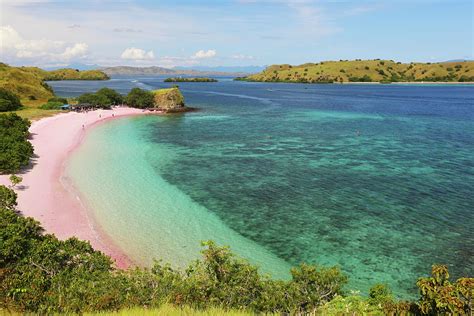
xmin=125 ymin=88 xmax=154 ymax=108
xmin=0 ymin=88 xmax=22 ymax=112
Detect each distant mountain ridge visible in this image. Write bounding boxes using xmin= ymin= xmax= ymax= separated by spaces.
xmin=100 ymin=66 xmax=253 ymax=77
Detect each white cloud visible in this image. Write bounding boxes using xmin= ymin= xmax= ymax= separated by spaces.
xmin=231 ymin=54 xmax=254 ymax=60
xmin=120 ymin=47 xmax=155 ymax=60
xmin=193 ymin=49 xmax=217 ymax=59
xmin=62 ymin=43 xmax=88 ymax=59
xmin=0 ymin=25 xmax=88 ymax=62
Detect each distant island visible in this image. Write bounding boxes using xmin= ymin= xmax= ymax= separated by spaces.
xmin=236 ymin=59 xmax=474 ymax=83
xmin=164 ymin=77 xmax=218 ymax=83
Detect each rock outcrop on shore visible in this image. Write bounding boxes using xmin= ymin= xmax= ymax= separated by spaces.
xmin=151 ymin=87 xmax=189 ymax=112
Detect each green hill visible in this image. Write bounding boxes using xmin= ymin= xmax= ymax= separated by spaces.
xmin=239 ymin=60 xmax=474 ymax=83
xmin=0 ymin=63 xmax=54 ymax=101
xmin=43 ymin=68 xmax=109 ymax=81
xmin=0 ymin=63 xmax=109 ymax=101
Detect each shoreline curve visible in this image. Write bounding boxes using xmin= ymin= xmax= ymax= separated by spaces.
xmin=0 ymin=107 xmax=156 ymax=268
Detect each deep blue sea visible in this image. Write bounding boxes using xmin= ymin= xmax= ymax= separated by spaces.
xmin=49 ymin=78 xmax=474 ymax=298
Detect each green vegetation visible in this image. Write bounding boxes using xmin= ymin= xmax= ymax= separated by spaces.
xmin=0 ymin=88 xmax=23 ymax=112
xmin=77 ymin=93 xmax=111 ymax=108
xmin=43 ymin=68 xmax=110 ymax=81
xmin=9 ymin=174 xmax=22 ymax=188
xmin=0 ymin=63 xmax=109 ymax=120
xmin=39 ymin=101 xmax=64 ymax=110
xmin=125 ymin=87 xmax=155 ymax=108
xmin=238 ymin=60 xmax=474 ymax=83
xmin=75 ymin=87 xmax=124 ymax=109
xmin=0 ymin=63 xmax=54 ymax=102
xmin=164 ymin=77 xmax=218 ymax=82
xmin=11 ymin=107 xmax=62 ymax=121
xmin=0 ymin=113 xmax=34 ymax=174
xmin=96 ymin=87 xmax=123 ymax=105
xmin=85 ymin=304 xmax=255 ymax=316
xmin=39 ymin=96 xmax=70 ymax=110
xmin=1 ymin=182 xmax=472 ymax=314
xmin=416 ymin=265 xmax=473 ymax=315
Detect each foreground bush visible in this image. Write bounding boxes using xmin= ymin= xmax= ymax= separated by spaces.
xmin=417 ymin=265 xmax=473 ymax=315
xmin=0 ymin=185 xmax=472 ymax=315
xmin=0 ymin=88 xmax=22 ymax=112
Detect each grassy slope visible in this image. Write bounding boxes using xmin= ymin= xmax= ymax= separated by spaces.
xmin=85 ymin=305 xmax=255 ymax=316
xmin=244 ymin=60 xmax=474 ymax=83
xmin=0 ymin=63 xmax=108 ymax=120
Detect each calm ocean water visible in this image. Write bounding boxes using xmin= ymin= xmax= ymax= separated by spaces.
xmin=49 ymin=78 xmax=474 ymax=298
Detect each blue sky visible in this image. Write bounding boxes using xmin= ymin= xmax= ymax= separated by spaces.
xmin=1 ymin=0 xmax=472 ymax=68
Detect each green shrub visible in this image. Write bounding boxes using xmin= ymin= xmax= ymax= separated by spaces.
xmin=96 ymin=87 xmax=123 ymax=105
xmin=417 ymin=265 xmax=473 ymax=315
xmin=39 ymin=101 xmax=63 ymax=110
xmin=77 ymin=93 xmax=111 ymax=108
xmin=0 ymin=88 xmax=22 ymax=112
xmin=0 ymin=185 xmax=17 ymax=210
xmin=0 ymin=113 xmax=33 ymax=174
xmin=125 ymin=88 xmax=154 ymax=108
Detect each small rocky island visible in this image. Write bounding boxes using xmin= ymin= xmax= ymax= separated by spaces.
xmin=151 ymin=87 xmax=193 ymax=112
xmin=164 ymin=77 xmax=218 ymax=82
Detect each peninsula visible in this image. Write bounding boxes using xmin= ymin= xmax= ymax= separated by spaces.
xmin=236 ymin=59 xmax=474 ymax=83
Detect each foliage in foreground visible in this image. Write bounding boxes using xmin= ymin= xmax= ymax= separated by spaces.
xmin=0 ymin=113 xmax=34 ymax=174
xmin=0 ymin=185 xmax=472 ymax=315
xmin=84 ymin=304 xmax=255 ymax=316
xmin=0 ymin=88 xmax=22 ymax=112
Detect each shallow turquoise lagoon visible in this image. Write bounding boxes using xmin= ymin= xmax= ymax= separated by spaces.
xmin=59 ymin=80 xmax=474 ymax=298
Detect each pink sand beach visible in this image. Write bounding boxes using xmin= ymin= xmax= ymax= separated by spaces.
xmin=0 ymin=107 xmax=153 ymax=268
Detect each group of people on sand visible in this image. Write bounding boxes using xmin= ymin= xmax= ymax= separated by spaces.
xmin=81 ymin=112 xmax=116 ymax=130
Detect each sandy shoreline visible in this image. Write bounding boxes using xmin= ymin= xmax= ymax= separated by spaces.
xmin=0 ymin=107 xmax=154 ymax=268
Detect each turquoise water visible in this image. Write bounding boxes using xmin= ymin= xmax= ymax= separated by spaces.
xmin=58 ymin=79 xmax=474 ymax=299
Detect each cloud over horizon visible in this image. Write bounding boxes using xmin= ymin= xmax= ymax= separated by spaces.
xmin=120 ymin=47 xmax=155 ymax=60
xmin=192 ymin=49 xmax=217 ymax=59
xmin=0 ymin=25 xmax=88 ymax=62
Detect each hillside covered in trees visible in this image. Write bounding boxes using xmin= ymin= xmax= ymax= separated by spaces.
xmin=238 ymin=60 xmax=474 ymax=83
